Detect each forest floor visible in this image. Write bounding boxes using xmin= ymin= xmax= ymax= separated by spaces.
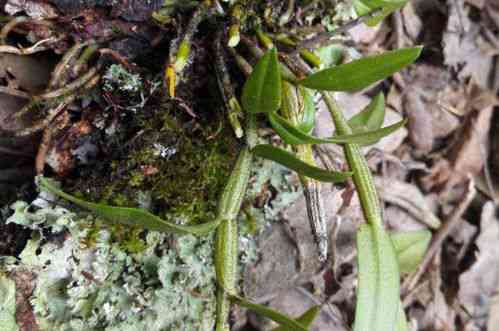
xmin=0 ymin=0 xmax=498 ymax=330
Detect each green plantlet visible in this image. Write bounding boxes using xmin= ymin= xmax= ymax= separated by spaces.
xmin=298 ymin=47 xmax=422 ymax=91
xmin=245 ymin=43 xmax=423 ymax=331
xmin=32 ymin=5 xmax=426 ymax=330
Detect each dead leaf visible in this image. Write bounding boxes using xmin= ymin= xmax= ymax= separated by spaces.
xmin=401 ymin=2 xmax=423 ymax=41
xmin=458 ymin=202 xmax=499 ymax=329
xmin=443 ymin=0 xmax=496 ymax=88
xmin=421 ymin=85 xmax=495 ymax=192
xmin=5 ymin=0 xmax=59 ymax=19
xmin=375 ymin=177 xmax=441 ymax=229
xmin=404 ymin=90 xmax=434 ymax=153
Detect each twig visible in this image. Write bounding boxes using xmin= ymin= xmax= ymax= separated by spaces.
xmin=0 ymin=86 xmax=30 ymax=99
xmin=49 ymin=41 xmax=91 ymax=88
xmin=292 ymin=9 xmax=382 ymax=53
xmin=401 ymin=177 xmax=476 ymax=296
xmin=214 ymin=29 xmax=243 ymax=138
xmin=35 ymin=121 xmax=56 ymax=174
xmin=0 ymin=37 xmax=57 ymax=55
xmin=99 ymin=48 xmax=134 ymax=70
xmin=227 ymin=47 xmax=252 ymax=77
xmin=1 ymin=16 xmax=28 ymax=43
xmin=36 ymin=67 xmax=98 ymax=100
xmin=228 ymin=3 xmax=242 ymax=47
xmin=73 ymin=44 xmax=99 ymax=75
xmin=279 ymin=0 xmax=296 ymax=26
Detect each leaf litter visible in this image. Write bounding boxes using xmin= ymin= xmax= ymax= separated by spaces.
xmin=0 ymin=0 xmax=499 ymax=330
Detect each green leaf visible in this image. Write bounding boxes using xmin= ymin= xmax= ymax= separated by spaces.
xmin=230 ymin=295 xmax=312 ymax=331
xmin=269 ymin=111 xmax=305 ymax=145
xmin=316 ymin=44 xmax=344 ymax=68
xmin=296 ymin=87 xmax=316 ymax=133
xmin=365 ymin=2 xmax=406 ymax=26
xmin=298 ymin=47 xmax=422 ymax=92
xmin=37 ymin=176 xmax=221 ymax=236
xmin=242 ymin=48 xmax=281 ymax=113
xmin=272 ymin=306 xmax=321 ymax=331
xmin=354 ymin=224 xmax=400 ymax=331
xmin=347 ymin=93 xmax=386 ymax=146
xmin=390 ymin=230 xmax=431 ymax=274
xmin=277 ymin=82 xmax=316 ymax=143
xmin=252 ymin=144 xmax=352 ymax=183
xmin=353 ymin=0 xmax=373 ymax=16
xmin=269 ymin=111 xmax=406 ymax=146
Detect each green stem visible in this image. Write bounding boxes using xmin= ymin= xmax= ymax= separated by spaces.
xmin=215 ymin=114 xmax=256 ymax=330
xmin=321 ymin=92 xmax=382 ymax=228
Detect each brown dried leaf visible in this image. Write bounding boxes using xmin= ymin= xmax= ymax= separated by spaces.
xmin=375 ymin=177 xmax=441 ymax=229
xmin=458 ymin=202 xmax=499 ymax=329
xmin=422 ymin=85 xmax=497 ymax=192
xmin=5 ymin=0 xmax=58 ymax=19
xmin=443 ymin=0 xmax=496 ymax=88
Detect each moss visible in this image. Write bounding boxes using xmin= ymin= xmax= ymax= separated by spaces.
xmin=69 ymin=64 xmax=238 ymax=227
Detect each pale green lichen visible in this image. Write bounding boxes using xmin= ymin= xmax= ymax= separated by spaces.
xmin=0 ymin=274 xmax=19 ymax=331
xmin=103 ymin=64 xmax=143 ymax=94
xmin=5 ymin=199 xmax=218 ymax=331
xmin=1 ymin=138 xmax=302 ymax=330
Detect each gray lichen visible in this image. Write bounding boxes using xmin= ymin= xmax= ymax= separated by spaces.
xmin=5 ymin=199 xmax=218 ymax=331
xmin=1 ymin=150 xmax=301 ymax=330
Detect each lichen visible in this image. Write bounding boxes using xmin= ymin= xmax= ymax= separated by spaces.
xmin=5 ymin=199 xmax=219 ymax=331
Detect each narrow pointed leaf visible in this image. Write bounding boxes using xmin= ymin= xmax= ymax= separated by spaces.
xmin=252 ymin=144 xmax=352 ymax=183
xmin=365 ymin=2 xmax=406 ymax=26
xmin=390 ymin=230 xmax=431 ymax=274
xmin=269 ymin=111 xmax=306 ymax=145
xmin=272 ymin=306 xmax=321 ymax=331
xmin=348 ymin=93 xmax=385 ymax=133
xmin=269 ymin=111 xmax=406 ymax=146
xmin=37 ymin=176 xmax=221 ymax=235
xmin=298 ymin=47 xmax=422 ymax=92
xmin=354 ymin=224 xmax=400 ymax=331
xmin=242 ymin=48 xmax=281 ymax=113
xmin=230 ymin=295 xmax=310 ymax=331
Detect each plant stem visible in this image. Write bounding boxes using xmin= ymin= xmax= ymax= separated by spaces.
xmin=281 ymin=81 xmax=329 ymax=261
xmin=214 ymin=30 xmax=244 ymax=138
xmin=215 ymin=114 xmax=256 ymax=330
xmin=321 ymin=92 xmax=383 ymax=228
xmin=165 ymin=1 xmax=213 ymax=97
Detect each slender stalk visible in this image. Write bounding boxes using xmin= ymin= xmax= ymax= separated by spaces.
xmin=228 ymin=4 xmax=242 ymax=47
xmin=214 ymin=30 xmax=244 ymax=138
xmin=321 ymin=92 xmax=382 ymax=228
xmin=165 ymin=0 xmax=214 ymax=97
xmin=292 ymin=9 xmax=382 ymax=54
xmin=215 ymin=114 xmax=256 ymax=331
xmin=281 ymin=81 xmax=329 ymax=261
